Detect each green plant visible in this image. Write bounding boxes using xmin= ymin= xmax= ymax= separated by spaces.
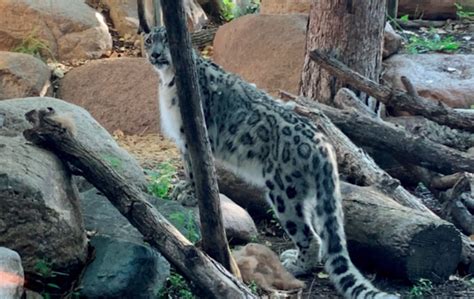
xmin=406 ymin=34 xmax=460 ymax=54
xmin=158 ymin=272 xmax=195 ymax=299
xmin=33 ymin=260 xmax=70 ymax=298
xmin=12 ymin=30 xmax=54 ymax=61
xmin=400 ymin=14 xmax=410 ymax=22
xmin=169 ymin=211 xmax=200 ymax=243
xmin=409 ymin=278 xmax=433 ymax=298
xmin=455 ymin=3 xmax=474 ymax=19
xmin=247 ymin=280 xmax=260 ymax=295
xmin=222 ymin=0 xmax=236 ymax=21
xmin=146 ymin=162 xmax=177 ymax=199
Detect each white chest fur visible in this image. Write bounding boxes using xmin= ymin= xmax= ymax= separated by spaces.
xmin=156 ymin=68 xmax=185 ymax=151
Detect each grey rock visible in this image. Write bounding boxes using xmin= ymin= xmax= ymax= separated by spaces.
xmin=0 ymin=247 xmax=24 ymax=299
xmin=383 ymin=54 xmax=474 ymax=109
xmin=220 ymin=194 xmax=258 ymax=244
xmin=0 ymin=0 xmax=112 ymax=61
xmin=78 ymin=235 xmax=169 ymax=299
xmin=0 ymin=97 xmax=147 ymax=190
xmin=0 ymin=52 xmax=51 ymax=100
xmin=0 ymin=114 xmax=87 ymax=273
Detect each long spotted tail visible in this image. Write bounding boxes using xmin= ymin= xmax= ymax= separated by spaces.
xmin=316 ymin=191 xmax=399 ymax=299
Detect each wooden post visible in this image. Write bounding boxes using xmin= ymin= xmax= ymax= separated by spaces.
xmin=152 ymin=0 xmax=162 ymax=26
xmin=159 ymin=0 xmax=240 ymax=277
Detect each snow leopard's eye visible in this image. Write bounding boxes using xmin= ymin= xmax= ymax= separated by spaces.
xmin=145 ymin=37 xmax=152 ymax=45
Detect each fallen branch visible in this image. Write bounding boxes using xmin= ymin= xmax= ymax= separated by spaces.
xmin=309 ymin=50 xmax=474 ymax=132
xmin=314 ymin=103 xmax=474 ymax=174
xmin=23 ymin=108 xmax=255 ymax=299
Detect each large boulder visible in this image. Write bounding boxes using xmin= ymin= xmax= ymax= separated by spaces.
xmin=213 ymin=14 xmax=307 ymax=96
xmin=383 ymin=54 xmax=474 ymax=108
xmin=0 ymin=0 xmax=112 ymax=62
xmin=260 ymin=0 xmax=311 ymax=14
xmin=95 ymin=0 xmax=207 ymax=37
xmin=57 ymin=57 xmax=160 ymax=135
xmin=0 ymin=96 xmax=147 ymax=196
xmin=0 ymin=52 xmax=51 ymax=100
xmin=0 ymin=100 xmax=88 ymax=273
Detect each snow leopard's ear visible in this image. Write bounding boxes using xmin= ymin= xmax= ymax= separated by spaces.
xmin=137 ymin=0 xmax=151 ymax=34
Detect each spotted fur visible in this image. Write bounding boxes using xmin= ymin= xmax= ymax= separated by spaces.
xmin=143 ymin=27 xmax=398 ymax=299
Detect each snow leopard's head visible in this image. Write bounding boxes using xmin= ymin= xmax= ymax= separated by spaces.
xmin=144 ymin=26 xmax=172 ymax=70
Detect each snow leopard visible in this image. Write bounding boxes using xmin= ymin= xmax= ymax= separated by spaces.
xmin=142 ymin=26 xmax=398 ymax=299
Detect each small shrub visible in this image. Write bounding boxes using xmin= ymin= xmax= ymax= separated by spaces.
xmin=169 ymin=211 xmax=200 ymax=243
xmin=146 ymin=162 xmax=177 ymax=199
xmin=12 ymin=30 xmax=54 ymax=61
xmin=409 ymin=278 xmax=433 ymax=298
xmin=158 ymin=272 xmax=195 ymax=299
xmin=455 ymin=3 xmax=474 ymax=19
xmin=406 ymin=33 xmax=460 ymax=54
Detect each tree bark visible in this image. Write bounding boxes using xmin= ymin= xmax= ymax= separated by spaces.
xmin=388 ymin=116 xmax=474 ymax=152
xmin=22 ymin=108 xmax=255 ymax=299
xmin=316 ymin=104 xmax=474 ymax=175
xmin=159 ymin=0 xmax=239 ymax=276
xmin=308 ymin=50 xmax=474 ymax=132
xmin=300 ymin=0 xmax=386 ymax=105
xmin=197 ymin=0 xmax=223 ymax=24
xmin=341 ymin=183 xmax=461 ymax=283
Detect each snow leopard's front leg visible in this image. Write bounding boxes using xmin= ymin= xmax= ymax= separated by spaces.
xmin=171 ymin=147 xmax=198 ymax=206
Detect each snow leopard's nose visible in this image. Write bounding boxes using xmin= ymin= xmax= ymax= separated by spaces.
xmin=151 ymin=52 xmax=161 ymax=59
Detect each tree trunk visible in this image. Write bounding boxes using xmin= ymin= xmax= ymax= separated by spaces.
xmin=159 ymin=0 xmax=240 ymax=277
xmin=300 ymin=0 xmax=386 ymax=105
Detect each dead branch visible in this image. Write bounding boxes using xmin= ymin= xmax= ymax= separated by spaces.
xmin=160 ymin=0 xmax=240 ymax=276
xmin=23 ymin=108 xmax=255 ymax=299
xmin=309 ymin=50 xmax=474 ymax=132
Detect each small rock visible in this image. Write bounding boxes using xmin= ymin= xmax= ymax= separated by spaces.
xmin=0 ymin=52 xmax=51 ymax=100
xmin=0 ymin=247 xmax=24 ymax=299
xmin=383 ymin=22 xmax=403 ymax=59
xmin=78 ymin=235 xmax=169 ymax=299
xmin=220 ymin=195 xmax=258 ymax=243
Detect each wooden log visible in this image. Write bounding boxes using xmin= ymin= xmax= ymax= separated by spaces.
xmin=308 ymin=50 xmax=474 ymax=133
xmin=160 ymin=0 xmax=239 ymax=276
xmin=22 ymin=108 xmax=255 ymax=299
xmin=388 ymin=116 xmax=474 ymax=152
xmin=316 ymin=103 xmax=474 ymax=174
xmin=341 ymin=183 xmax=462 ymax=283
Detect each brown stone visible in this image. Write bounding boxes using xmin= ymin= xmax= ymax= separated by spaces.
xmin=100 ymin=0 xmax=208 ymax=37
xmin=57 ymin=58 xmax=160 ymax=135
xmin=260 ymin=0 xmax=311 ymax=14
xmin=383 ymin=23 xmax=403 ymax=59
xmin=0 ymin=51 xmax=51 ymax=100
xmin=0 ymin=0 xmax=112 ymax=62
xmin=383 ymin=54 xmax=474 ymax=108
xmin=213 ymin=14 xmax=307 ymax=96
